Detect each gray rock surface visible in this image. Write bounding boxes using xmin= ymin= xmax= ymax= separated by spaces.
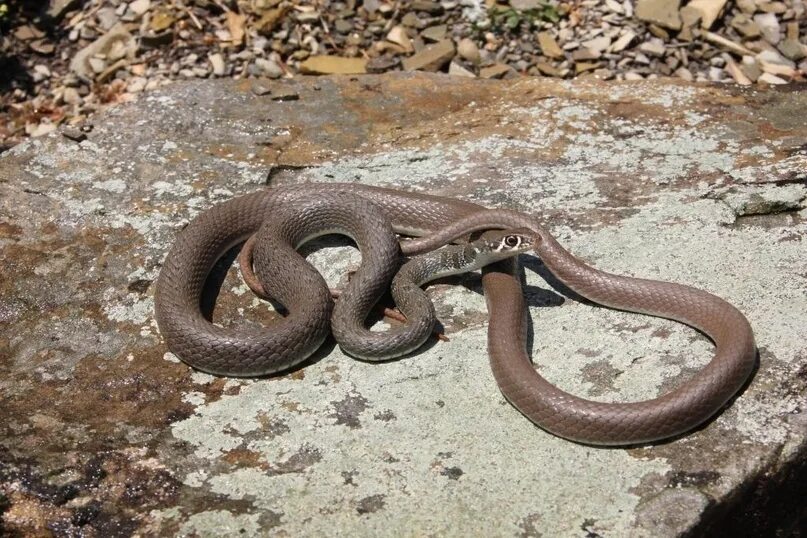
xmin=1 ymin=73 xmax=806 ymax=536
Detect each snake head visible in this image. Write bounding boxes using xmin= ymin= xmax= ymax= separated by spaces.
xmin=478 ymin=228 xmax=538 ymax=259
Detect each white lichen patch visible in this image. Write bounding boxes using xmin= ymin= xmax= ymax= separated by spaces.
xmin=103 ymin=294 xmax=154 ymax=325
xmin=179 ymin=510 xmax=261 ymax=537
xmin=172 ymin=327 xmax=671 ymax=536
xmin=92 ymin=178 xmax=128 ymax=193
xmin=182 ymin=391 xmax=207 ymax=406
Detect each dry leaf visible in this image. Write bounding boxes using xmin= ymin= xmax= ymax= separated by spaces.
xmin=226 ymin=11 xmax=246 ymax=46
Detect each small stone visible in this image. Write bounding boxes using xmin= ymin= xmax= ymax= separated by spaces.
xmin=401 ymin=12 xmax=423 ymax=28
xmin=448 ymin=61 xmax=476 ymax=77
xmin=725 ymin=58 xmax=752 ymax=84
xmin=62 ymin=87 xmax=82 ymax=104
xmin=457 ymin=38 xmax=481 ymax=65
xmin=268 ymin=87 xmax=299 ymax=101
xmin=534 ymin=61 xmax=562 ymax=77
xmin=510 ymin=0 xmax=543 ymax=9
xmin=421 ymin=25 xmax=447 ymax=42
xmin=33 ymin=64 xmax=51 ymax=78
xmin=366 ymin=55 xmax=399 ymax=73
xmin=295 ymin=10 xmax=320 ymax=23
xmin=129 ymin=0 xmax=150 ymax=15
xmin=740 ymin=56 xmax=762 ymax=81
xmin=757 ymin=49 xmax=795 ymax=68
xmin=334 ymin=19 xmax=353 ymax=34
xmin=779 ymin=23 xmax=806 ymax=61
xmin=582 ymin=36 xmax=611 ymax=54
xmin=708 ymin=66 xmax=725 ymax=80
xmin=605 ymin=0 xmax=624 ymax=14
xmin=209 ymin=53 xmax=226 ymax=76
xmin=759 ymin=1 xmax=787 ymax=14
xmin=479 ymin=63 xmax=512 ymax=79
xmin=736 ymin=0 xmax=757 ymax=14
xmin=674 ymin=66 xmax=694 ymax=80
xmin=610 ymin=30 xmax=636 ymax=52
xmin=387 ymin=26 xmax=414 ymax=52
xmin=254 ymin=58 xmax=284 ymax=78
xmin=30 ymin=39 xmax=56 ymax=55
xmin=648 ymin=24 xmax=669 ymax=39
xmin=753 ymin=13 xmax=781 ymax=44
xmin=411 ymin=0 xmax=443 ymax=14
xmin=401 ymin=40 xmax=455 ymax=71
xmin=575 ymin=61 xmax=600 ymax=74
xmin=127 ymin=76 xmax=147 ymax=92
xmin=730 ymin=14 xmax=761 ymax=38
xmin=62 ymin=127 xmax=87 ymax=142
xmin=96 ymin=7 xmax=119 ymax=30
xmin=623 ymin=72 xmax=644 ymax=80
xmin=757 ymin=72 xmax=787 ymax=84
xmin=677 ymin=6 xmax=702 ymax=41
xmin=572 ymin=48 xmax=600 ymax=61
xmin=14 ymin=25 xmax=43 ymax=41
xmin=537 ymin=32 xmax=564 ymax=59
xmin=149 ymin=9 xmax=176 ymax=32
xmin=30 ymin=122 xmax=56 ymax=137
xmin=635 ymin=0 xmax=682 ymax=30
xmin=638 ymin=38 xmax=666 ymax=57
xmin=592 ymin=68 xmax=613 ymax=80
xmin=683 ymin=0 xmax=728 ymax=29
xmin=251 ymin=82 xmax=272 ymax=96
xmin=299 ymin=55 xmax=367 ymax=74
xmin=88 ymin=57 xmax=107 ymax=73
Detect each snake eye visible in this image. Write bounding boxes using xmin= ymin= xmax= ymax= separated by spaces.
xmin=504 ymin=235 xmax=520 ymax=248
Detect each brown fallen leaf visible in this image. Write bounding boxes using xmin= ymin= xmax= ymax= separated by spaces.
xmin=226 ymin=10 xmax=246 ymax=47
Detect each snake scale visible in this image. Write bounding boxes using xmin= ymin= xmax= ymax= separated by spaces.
xmin=154 ymin=183 xmax=757 ymax=445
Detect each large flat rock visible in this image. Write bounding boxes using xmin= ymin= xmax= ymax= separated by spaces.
xmin=1 ymin=73 xmax=805 ymax=536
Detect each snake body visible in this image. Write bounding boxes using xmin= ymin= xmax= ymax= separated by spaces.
xmin=154 ymin=183 xmax=757 ymax=445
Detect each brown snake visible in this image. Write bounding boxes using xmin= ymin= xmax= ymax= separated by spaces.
xmin=154 ymin=183 xmax=757 ymax=445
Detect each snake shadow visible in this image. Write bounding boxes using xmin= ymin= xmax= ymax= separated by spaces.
xmin=198 ymin=240 xmax=442 ymax=371
xmin=198 ymin=243 xmax=339 ymax=375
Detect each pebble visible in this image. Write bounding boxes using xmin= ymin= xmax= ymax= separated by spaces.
xmin=537 ymin=32 xmax=564 ymax=59
xmin=683 ymin=0 xmax=729 ymax=29
xmin=127 ymin=76 xmax=147 ymax=92
xmin=129 ymin=0 xmax=150 ymax=16
xmin=479 ymin=63 xmax=513 ymax=79
xmin=421 ymin=25 xmax=448 ymax=42
xmin=62 ymin=87 xmax=82 ymax=104
xmin=402 ymin=39 xmax=455 ymax=71
xmin=758 ymin=72 xmax=788 ymax=84
xmin=387 ymin=26 xmax=414 ymax=52
xmin=610 ymin=30 xmax=637 ymax=52
xmin=254 ymin=58 xmax=284 ymax=78
xmin=300 ymin=55 xmax=367 ymax=74
xmin=457 ymin=38 xmax=481 ymax=65
xmin=754 ymin=13 xmax=782 ymax=44
xmin=209 ymin=53 xmax=225 ymax=76
xmin=4 ymin=0 xmax=807 ymax=153
xmin=448 ymin=61 xmax=476 ymax=77
xmin=635 ymin=0 xmax=682 ymax=30
xmin=638 ymin=38 xmax=666 ymax=56
xmin=366 ymin=55 xmax=400 ymax=73
xmin=674 ymin=66 xmax=694 ymax=80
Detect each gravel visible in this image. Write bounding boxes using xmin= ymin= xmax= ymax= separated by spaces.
xmin=1 ymin=0 xmax=805 ymax=151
